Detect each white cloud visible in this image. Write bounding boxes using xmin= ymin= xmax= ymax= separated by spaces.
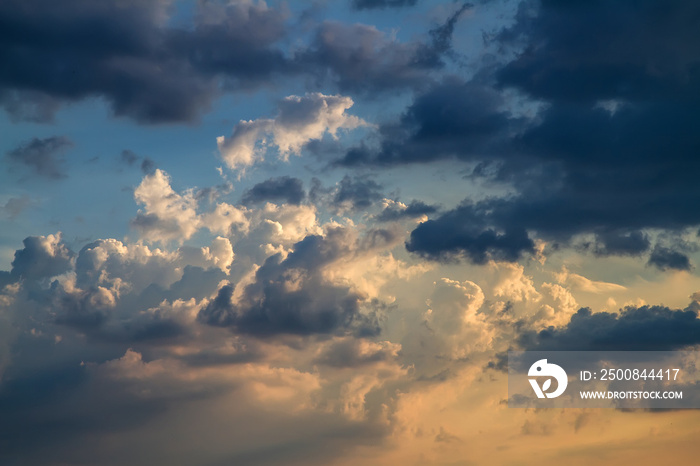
xmin=200 ymin=202 xmax=250 ymax=236
xmin=423 ymin=278 xmax=493 ymax=359
xmin=132 ymin=169 xmax=249 ymax=244
xmin=489 ymin=261 xmax=542 ymax=304
xmin=217 ymin=93 xmax=369 ymax=171
xmin=555 ymin=267 xmax=627 ymax=293
xmin=177 ymin=236 xmax=235 ymax=273
xmin=132 ymin=169 xmax=200 ymax=243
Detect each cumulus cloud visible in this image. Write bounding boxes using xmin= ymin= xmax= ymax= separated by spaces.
xmin=0 ymin=230 xmax=240 ymax=345
xmin=178 ymin=237 xmax=235 ymax=273
xmin=313 ymin=337 xmax=401 ymax=368
xmin=131 ymin=169 xmax=248 ymax=243
xmin=131 ymin=169 xmax=200 ymax=243
xmin=248 ymin=202 xmax=322 ymax=249
xmin=5 ymin=2 xmax=700 ymax=464
xmin=75 ymin=238 xmax=181 ymax=293
xmin=480 ymin=262 xmax=578 ymax=330
xmin=200 ymin=202 xmax=250 ymax=237
xmin=9 ymin=233 xmax=74 ymax=281
xmin=198 ymin=225 xmax=401 ymax=337
xmin=217 ymin=93 xmax=369 ymax=171
xmin=422 ymin=278 xmax=493 ymax=359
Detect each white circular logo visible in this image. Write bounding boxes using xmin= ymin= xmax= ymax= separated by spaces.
xmin=528 ymin=359 xmax=568 ymax=399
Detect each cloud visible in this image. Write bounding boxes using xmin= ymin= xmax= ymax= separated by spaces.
xmin=313 ymin=337 xmax=401 ymax=368
xmin=5 ymin=136 xmax=73 ymax=179
xmin=131 ymin=169 xmax=248 ymax=243
xmin=260 ymin=207 xmax=319 ymax=246
xmin=334 ymin=1 xmax=700 ymax=262
xmin=332 ymin=175 xmax=383 ymax=212
xmin=217 ymin=93 xmax=368 ymax=171
xmin=376 ymin=199 xmax=438 ymax=222
xmin=648 ymin=246 xmax=692 ymax=271
xmin=242 ymin=176 xmax=305 ymax=206
xmin=421 ymin=278 xmax=493 ymax=359
xmin=521 ymin=304 xmax=700 ymax=351
xmin=0 ymin=0 xmax=471 ymax=123
xmin=120 ymin=149 xmax=156 ymax=175
xmin=307 ymin=176 xmax=386 ymax=216
xmin=406 ymin=202 xmax=535 ymax=263
xmin=0 ymin=232 xmax=238 ymax=343
xmin=302 ymin=4 xmax=470 ymax=93
xmin=131 ymin=169 xmax=200 ymax=243
xmin=591 ymin=230 xmax=651 ymax=257
xmin=302 ymin=22 xmax=435 ymax=93
xmin=0 ymin=0 xmax=290 ymax=123
xmin=2 ymin=195 xmax=33 ymax=219
xmin=9 ymin=233 xmax=74 ymax=281
xmin=337 ymin=78 xmax=519 ymax=167
xmin=555 ymin=268 xmax=627 ymax=294
xmin=496 ymin=0 xmax=700 ymax=105
xmin=198 ymin=226 xmax=390 ymax=337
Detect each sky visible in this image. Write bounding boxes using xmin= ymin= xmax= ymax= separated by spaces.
xmin=2 ymin=0 xmax=700 ymax=464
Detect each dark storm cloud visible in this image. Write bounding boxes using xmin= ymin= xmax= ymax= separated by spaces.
xmin=496 ymin=0 xmax=700 ymax=104
xmin=6 ymin=136 xmax=73 ymax=179
xmin=591 ymin=230 xmax=651 ymax=257
xmin=376 ymin=200 xmax=438 ymax=222
xmin=333 ymin=175 xmax=383 ymax=211
xmin=1 ymin=0 xmax=474 ymax=122
xmin=405 ymin=201 xmax=535 ymax=263
xmin=338 ymin=78 xmax=520 ymax=166
xmin=0 ymin=0 xmax=291 ymax=123
xmin=340 ymin=0 xmax=700 ymax=263
xmin=352 ymin=0 xmax=418 ymax=10
xmin=521 ymin=305 xmax=700 ymax=352
xmin=199 ymin=229 xmax=384 ymax=337
xmin=308 ymin=176 xmax=384 ymax=213
xmin=648 ymin=246 xmax=692 ymax=272
xmin=242 ymin=176 xmax=305 ymax=206
xmin=170 ymin=0 xmax=289 ymax=88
